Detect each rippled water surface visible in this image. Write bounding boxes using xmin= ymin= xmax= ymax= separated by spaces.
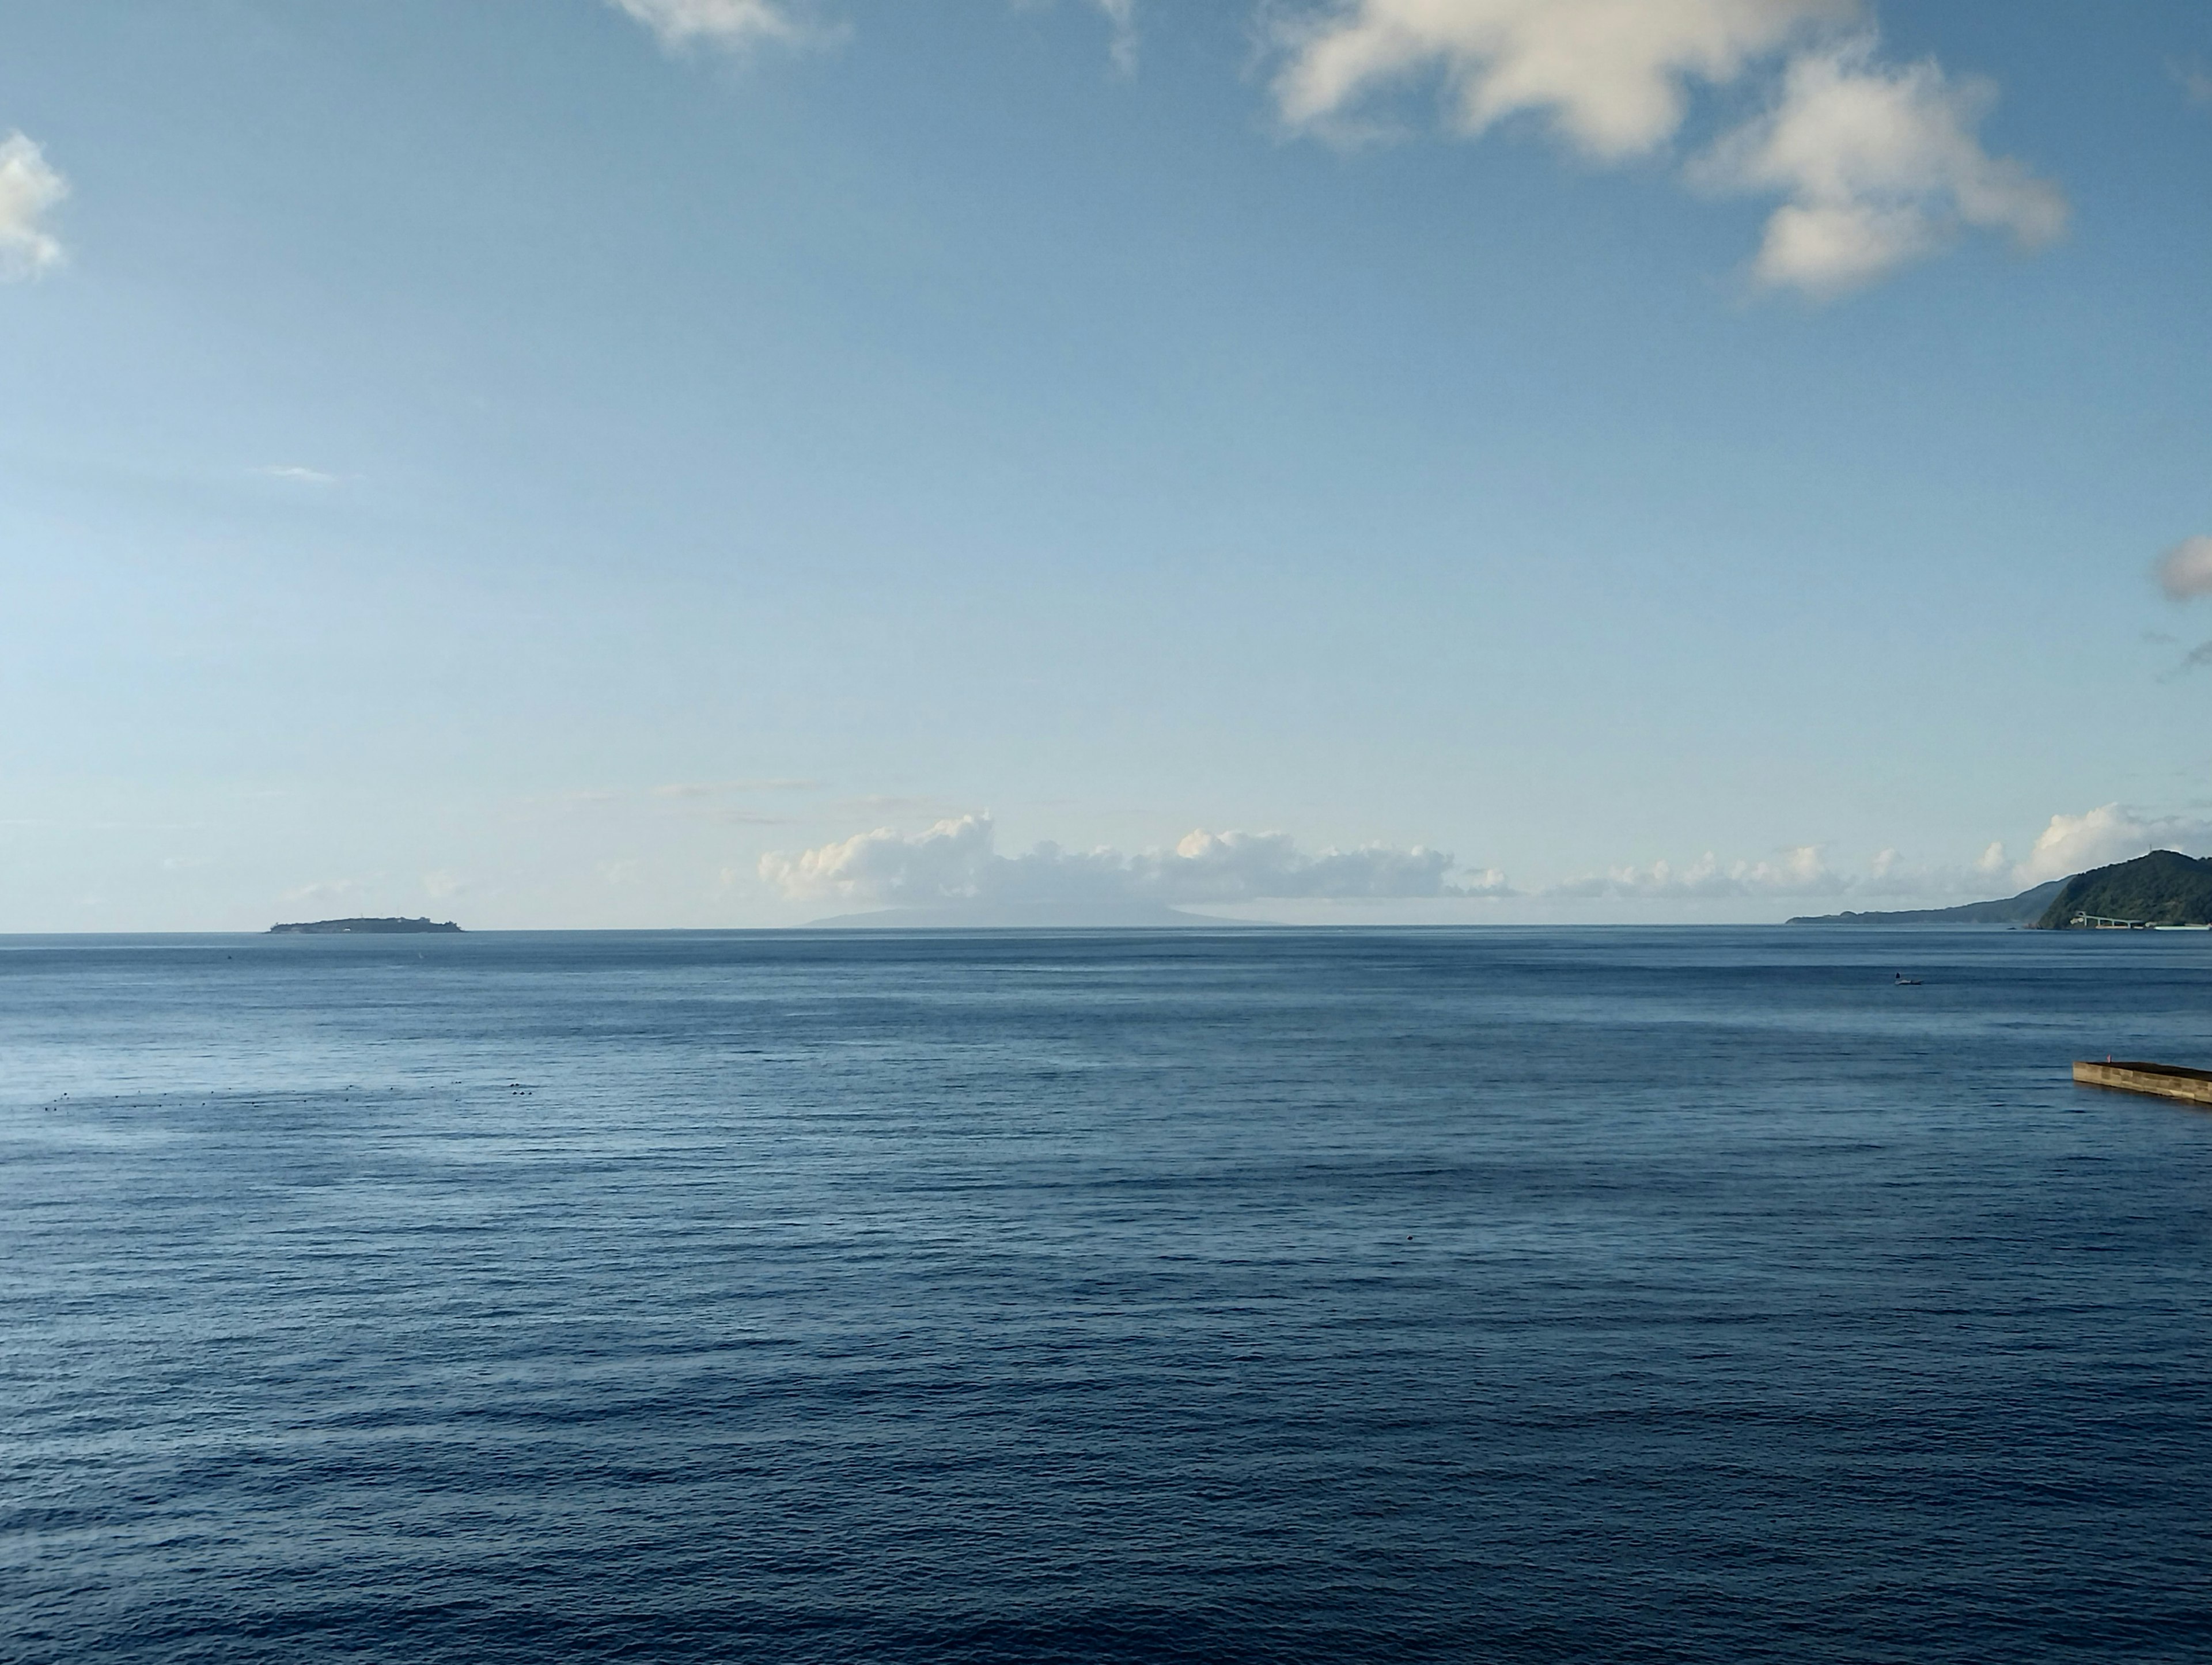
xmin=4 ymin=927 xmax=2210 ymax=1663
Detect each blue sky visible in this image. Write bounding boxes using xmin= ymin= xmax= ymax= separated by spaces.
xmin=2 ymin=0 xmax=2209 ymax=927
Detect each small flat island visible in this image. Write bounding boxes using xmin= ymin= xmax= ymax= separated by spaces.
xmin=268 ymin=917 xmax=463 ymax=934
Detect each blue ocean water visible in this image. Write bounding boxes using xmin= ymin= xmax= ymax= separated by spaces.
xmin=3 ymin=927 xmax=2209 ymax=1664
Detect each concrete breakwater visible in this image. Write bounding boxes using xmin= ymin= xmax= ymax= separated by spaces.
xmin=2073 ymin=1060 xmax=2212 ymax=1106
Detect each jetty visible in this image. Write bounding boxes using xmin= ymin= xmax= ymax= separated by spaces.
xmin=2072 ymin=1060 xmax=2212 ymax=1106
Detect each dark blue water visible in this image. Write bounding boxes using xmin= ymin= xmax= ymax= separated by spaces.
xmin=4 ymin=928 xmax=2210 ymax=1663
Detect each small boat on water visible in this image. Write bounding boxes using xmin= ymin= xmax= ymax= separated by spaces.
xmin=1893 ymin=973 xmax=1922 ymax=985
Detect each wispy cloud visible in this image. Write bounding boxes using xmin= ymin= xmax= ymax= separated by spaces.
xmin=1093 ymin=0 xmax=1139 ymax=74
xmin=256 ymin=464 xmax=343 ymax=486
xmin=2156 ymin=535 xmax=2212 ymax=601
xmin=607 ymin=0 xmax=809 ymax=51
xmin=828 ymin=793 xmax=970 ymax=819
xmin=1269 ymin=1 xmax=2061 ymax=297
xmin=653 ymin=778 xmax=822 ymax=797
xmin=687 ymin=807 xmax=796 ymax=825
xmin=612 ymin=0 xmax=1137 ymax=66
xmin=552 ymin=779 xmax=817 ymax=818
xmin=281 ymin=878 xmax=369 ymax=906
xmin=650 ymin=779 xmax=813 ymax=824
xmin=760 ymin=814 xmax=1509 ymax=906
xmin=2176 ymin=60 xmax=2212 ymax=108
xmin=0 ymin=132 xmax=67 ymax=280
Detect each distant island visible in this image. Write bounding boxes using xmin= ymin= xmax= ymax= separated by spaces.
xmin=1791 ymin=850 xmax=2212 ymax=929
xmin=268 ymin=917 xmax=463 ymax=934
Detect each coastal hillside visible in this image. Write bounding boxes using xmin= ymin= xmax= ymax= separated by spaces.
xmin=1789 ymin=879 xmax=2062 ymax=926
xmin=1791 ymin=852 xmax=2212 ymax=928
xmin=2031 ymin=850 xmax=2212 ymax=928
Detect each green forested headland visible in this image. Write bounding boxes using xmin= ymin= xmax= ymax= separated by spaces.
xmin=2032 ymin=850 xmax=2212 ymax=928
xmin=1789 ymin=851 xmax=2212 ymax=928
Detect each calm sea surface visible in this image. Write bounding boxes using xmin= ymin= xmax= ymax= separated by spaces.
xmin=3 ymin=927 xmax=2210 ymax=1663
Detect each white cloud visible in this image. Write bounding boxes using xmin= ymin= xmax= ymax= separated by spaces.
xmin=2178 ymin=61 xmax=2212 ymax=108
xmin=2156 ymin=536 xmax=2212 ymax=601
xmin=764 ymin=814 xmax=996 ymax=904
xmin=1696 ymin=38 xmax=2067 ymax=296
xmin=608 ymin=0 xmax=805 ymax=51
xmin=1272 ymin=0 xmax=1849 ymax=155
xmin=759 ymin=813 xmax=1507 ymax=906
xmin=2011 ymin=805 xmax=2212 ymax=886
xmin=0 ymin=132 xmax=67 ymax=280
xmin=1270 ymin=4 xmax=2060 ymax=296
xmin=256 ymin=464 xmax=340 ymax=486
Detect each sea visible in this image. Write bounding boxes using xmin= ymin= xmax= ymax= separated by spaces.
xmin=3 ymin=927 xmax=2209 ymax=1664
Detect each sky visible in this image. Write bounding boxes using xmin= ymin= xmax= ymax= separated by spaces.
xmin=2 ymin=0 xmax=2209 ymax=929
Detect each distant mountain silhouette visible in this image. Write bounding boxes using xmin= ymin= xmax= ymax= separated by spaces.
xmin=1789 ymin=880 xmax=2062 ymax=926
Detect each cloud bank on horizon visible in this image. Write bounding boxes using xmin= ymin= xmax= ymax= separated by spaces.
xmin=1560 ymin=804 xmax=2212 ymax=902
xmin=599 ymin=0 xmax=2066 ymax=298
xmin=0 ymin=132 xmax=67 ymax=279
xmin=1553 ymin=841 xmax=2005 ymax=902
xmin=760 ymin=798 xmax=2212 ymax=913
xmin=760 ymin=814 xmax=1509 ymax=909
xmin=1554 ymin=843 xmax=1850 ymax=900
